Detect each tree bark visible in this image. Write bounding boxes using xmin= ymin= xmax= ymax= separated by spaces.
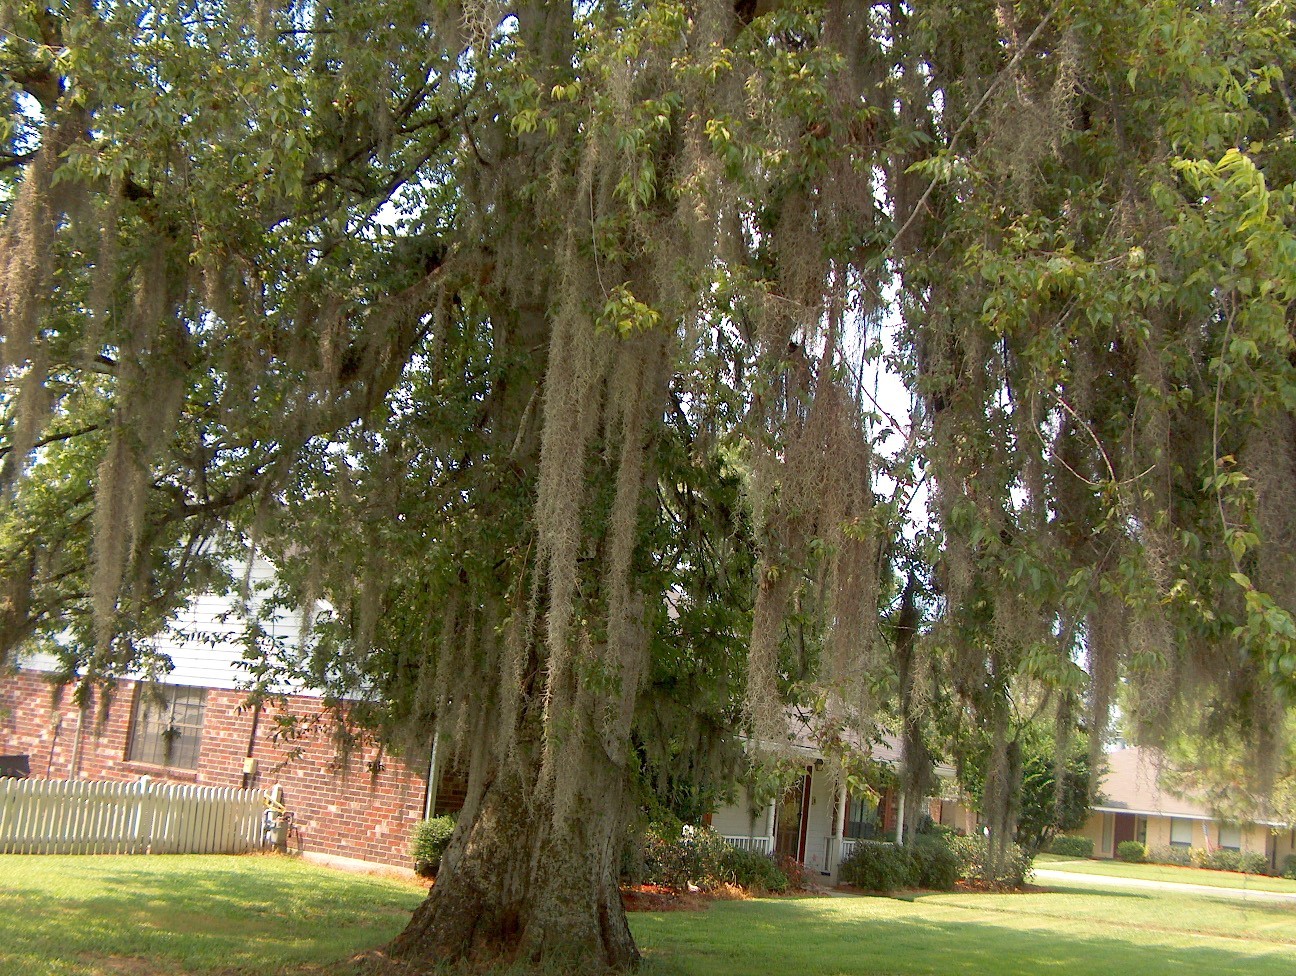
xmin=389 ymin=725 xmax=638 ymax=972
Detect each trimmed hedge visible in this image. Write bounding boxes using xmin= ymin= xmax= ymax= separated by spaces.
xmin=410 ymin=815 xmax=456 ymax=876
xmin=1282 ymin=854 xmax=1296 ymax=880
xmin=1116 ymin=840 xmax=1147 ymax=863
xmin=1049 ymin=835 xmax=1094 ymax=858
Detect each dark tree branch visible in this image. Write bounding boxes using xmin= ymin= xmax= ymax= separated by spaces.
xmin=0 ymin=423 xmax=101 ymax=459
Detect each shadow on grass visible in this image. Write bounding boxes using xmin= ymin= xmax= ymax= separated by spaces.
xmin=629 ymin=893 xmax=1296 ymax=976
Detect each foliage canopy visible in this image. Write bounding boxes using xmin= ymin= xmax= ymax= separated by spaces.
xmin=5 ymin=0 xmax=1296 ymax=969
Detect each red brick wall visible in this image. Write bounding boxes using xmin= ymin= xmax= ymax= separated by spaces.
xmin=0 ymin=669 xmax=443 ymax=868
xmin=433 ymin=768 xmax=468 ymax=818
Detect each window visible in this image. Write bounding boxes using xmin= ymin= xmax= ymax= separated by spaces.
xmin=844 ymin=794 xmax=882 ymax=840
xmin=1135 ymin=816 xmax=1148 ymax=845
xmin=127 ymin=684 xmax=206 ymax=770
xmin=1217 ymin=823 xmax=1242 ymax=851
xmin=1170 ymin=817 xmax=1194 ymax=847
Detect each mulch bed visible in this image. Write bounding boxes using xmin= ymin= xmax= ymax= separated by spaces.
xmin=620 ymin=882 xmax=763 ymax=911
xmin=620 ymin=883 xmax=713 ymax=911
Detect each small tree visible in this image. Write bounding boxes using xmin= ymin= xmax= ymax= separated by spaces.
xmin=1016 ymin=739 xmax=1095 ymax=854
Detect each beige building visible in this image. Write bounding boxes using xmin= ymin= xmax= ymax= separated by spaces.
xmin=1077 ymin=747 xmax=1294 ymax=872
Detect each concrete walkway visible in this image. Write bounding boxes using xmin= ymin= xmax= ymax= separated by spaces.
xmin=1034 ymin=868 xmax=1296 ymax=905
xmin=302 ymin=850 xmax=420 ymax=882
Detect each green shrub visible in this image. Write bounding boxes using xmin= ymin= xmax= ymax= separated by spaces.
xmin=1190 ymin=848 xmax=1268 ymax=874
xmin=1193 ymin=847 xmax=1239 ymax=871
xmin=410 ymin=815 xmax=456 ymax=876
xmin=1238 ymin=851 xmax=1269 ymax=875
xmin=1049 ymin=835 xmax=1094 ymax=858
xmin=909 ymin=835 xmax=960 ymax=891
xmin=1146 ymin=844 xmax=1192 ymax=866
xmin=641 ymin=823 xmax=703 ymax=890
xmin=1116 ymin=840 xmax=1147 ymax=863
xmin=1282 ymin=854 xmax=1296 ymax=880
xmin=639 ymin=822 xmax=736 ymax=891
xmin=947 ymin=834 xmax=1034 ymax=889
xmin=839 ymin=840 xmax=917 ymax=892
xmin=837 ymin=836 xmax=960 ymax=893
xmin=718 ymin=845 xmax=789 ymax=893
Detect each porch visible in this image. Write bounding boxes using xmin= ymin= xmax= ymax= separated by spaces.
xmin=714 ymin=771 xmax=969 ymax=883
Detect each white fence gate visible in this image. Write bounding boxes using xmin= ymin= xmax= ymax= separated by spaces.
xmin=0 ymin=778 xmax=268 ymax=855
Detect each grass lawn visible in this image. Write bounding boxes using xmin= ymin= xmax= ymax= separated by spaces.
xmin=1035 ymin=852 xmax=1296 ymax=894
xmin=0 ymin=853 xmax=425 ymax=976
xmin=633 ymin=880 xmax=1296 ymax=976
xmin=2 ymin=854 xmax=1294 ymax=975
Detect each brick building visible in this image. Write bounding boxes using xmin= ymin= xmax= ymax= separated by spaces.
xmin=0 ymin=561 xmax=462 ymax=869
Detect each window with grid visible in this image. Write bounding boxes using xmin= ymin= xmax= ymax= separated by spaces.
xmin=126 ymin=684 xmax=206 ymax=770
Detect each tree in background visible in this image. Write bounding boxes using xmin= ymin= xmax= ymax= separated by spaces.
xmin=5 ymin=1 xmax=1296 ymax=970
xmin=1016 ymin=737 xmax=1094 ymax=855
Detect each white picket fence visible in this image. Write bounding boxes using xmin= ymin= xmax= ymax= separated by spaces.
xmin=0 ymin=778 xmax=268 ymax=855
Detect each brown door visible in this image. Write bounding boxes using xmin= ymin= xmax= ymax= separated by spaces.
xmin=774 ymin=777 xmax=806 ymax=859
xmin=1113 ymin=812 xmax=1137 ymax=847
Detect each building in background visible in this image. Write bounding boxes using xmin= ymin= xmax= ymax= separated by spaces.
xmin=0 ymin=559 xmax=462 ymax=869
xmin=1077 ymin=746 xmax=1294 ymax=872
xmin=708 ymin=714 xmax=971 ymax=885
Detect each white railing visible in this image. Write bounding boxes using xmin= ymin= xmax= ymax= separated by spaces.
xmin=0 ymin=777 xmax=267 ymax=855
xmin=722 ymin=835 xmax=773 ymax=855
xmin=839 ymin=838 xmax=859 ymax=863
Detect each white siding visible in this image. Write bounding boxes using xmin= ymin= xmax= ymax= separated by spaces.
xmin=712 ymin=786 xmax=773 ymax=840
xmin=16 ymin=556 xmax=316 ymax=696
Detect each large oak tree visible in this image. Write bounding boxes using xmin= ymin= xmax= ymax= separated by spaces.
xmin=5 ymin=1 xmax=1296 ymax=970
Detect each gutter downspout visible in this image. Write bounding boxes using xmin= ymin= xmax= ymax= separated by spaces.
xmin=241 ymin=700 xmax=263 ymax=790
xmin=423 ymin=733 xmax=439 ymax=820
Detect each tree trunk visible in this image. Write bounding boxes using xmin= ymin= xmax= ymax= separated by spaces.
xmin=389 ymin=728 xmax=638 ymax=972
